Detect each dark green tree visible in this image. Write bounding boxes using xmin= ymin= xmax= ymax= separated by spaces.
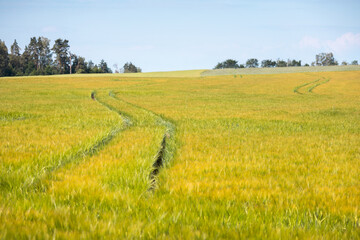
xmin=1 ymin=37 xmax=116 ymax=76
xmin=214 ymin=59 xmax=239 ymax=69
xmin=88 ymin=60 xmax=95 ymax=71
xmin=74 ymin=56 xmax=87 ymax=73
xmin=99 ymin=59 xmax=112 ymax=73
xmin=89 ymin=62 xmax=101 ymax=73
xmin=9 ymin=39 xmax=23 ymax=75
xmin=0 ymin=40 xmax=9 ymax=76
xmin=69 ymin=53 xmax=77 ymax=74
xmin=27 ymin=37 xmax=40 ymax=71
xmin=52 ymin=38 xmax=70 ymax=74
xmin=22 ymin=43 xmax=41 ymax=75
xmin=214 ymin=62 xmax=224 ymax=69
xmin=22 ymin=45 xmax=35 ymax=75
xmin=246 ymin=58 xmax=258 ymax=68
xmin=23 ymin=37 xmax=53 ymax=75
xmin=123 ymin=62 xmax=139 ymax=73
xmin=261 ymin=59 xmax=276 ymax=68
xmin=223 ymin=59 xmax=239 ymax=68
xmin=287 ymin=59 xmax=301 ymax=67
xmin=38 ymin=37 xmax=52 ymax=72
xmin=276 ymin=59 xmax=287 ymax=67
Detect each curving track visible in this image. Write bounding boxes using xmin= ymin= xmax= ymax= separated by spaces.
xmin=22 ymin=91 xmax=132 ymax=192
xmin=294 ymin=77 xmax=330 ymax=94
xmin=109 ymin=90 xmax=176 ymax=191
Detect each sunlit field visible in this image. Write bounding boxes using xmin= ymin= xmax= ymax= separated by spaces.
xmin=1 ymin=68 xmax=359 ymax=239
xmin=202 ymin=65 xmax=360 ymax=76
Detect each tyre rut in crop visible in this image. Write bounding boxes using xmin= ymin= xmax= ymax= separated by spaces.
xmin=109 ymin=91 xmax=176 ymax=191
xmin=21 ymin=91 xmax=132 ymax=193
xmin=294 ymin=77 xmax=330 ymax=94
xmin=293 ymin=79 xmax=320 ymax=94
xmin=308 ymin=78 xmax=330 ymax=93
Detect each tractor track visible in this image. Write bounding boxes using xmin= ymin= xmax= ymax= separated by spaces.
xmin=308 ymin=78 xmax=330 ymax=93
xmin=22 ymin=91 xmax=132 ymax=192
xmin=294 ymin=77 xmax=330 ymax=94
xmin=23 ymin=89 xmax=176 ymax=193
xmin=293 ymin=79 xmax=320 ymax=94
xmin=109 ymin=91 xmax=176 ymax=191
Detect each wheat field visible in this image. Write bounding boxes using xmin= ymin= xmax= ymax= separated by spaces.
xmin=0 ymin=69 xmax=359 ymax=239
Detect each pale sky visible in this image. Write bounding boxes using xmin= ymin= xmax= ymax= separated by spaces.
xmin=1 ymin=0 xmax=359 ymax=72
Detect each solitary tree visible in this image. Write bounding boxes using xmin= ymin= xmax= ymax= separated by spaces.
xmin=351 ymin=60 xmax=358 ymax=65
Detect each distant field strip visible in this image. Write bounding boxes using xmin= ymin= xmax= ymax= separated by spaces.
xmin=201 ymin=65 xmax=360 ymax=76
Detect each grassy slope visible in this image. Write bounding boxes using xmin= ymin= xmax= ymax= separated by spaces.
xmin=202 ymin=65 xmax=360 ymax=76
xmin=0 ymin=70 xmax=359 ymax=239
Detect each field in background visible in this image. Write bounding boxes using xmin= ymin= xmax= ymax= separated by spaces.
xmin=202 ymin=65 xmax=360 ymax=76
xmin=0 ymin=69 xmax=360 ymax=239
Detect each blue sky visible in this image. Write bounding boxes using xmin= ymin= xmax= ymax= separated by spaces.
xmin=1 ymin=0 xmax=359 ymax=72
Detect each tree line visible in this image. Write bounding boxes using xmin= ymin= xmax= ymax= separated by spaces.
xmin=214 ymin=53 xmax=358 ymax=69
xmin=0 ymin=37 xmax=141 ymax=77
xmin=0 ymin=37 xmax=113 ymax=76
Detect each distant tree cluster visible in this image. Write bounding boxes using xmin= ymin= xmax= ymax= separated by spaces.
xmin=214 ymin=53 xmax=358 ymax=70
xmin=315 ymin=53 xmax=337 ymax=66
xmin=122 ymin=62 xmax=142 ymax=73
xmin=214 ymin=59 xmax=243 ymax=69
xmin=246 ymin=59 xmax=259 ymax=68
xmin=0 ymin=37 xmax=112 ymax=77
xmin=214 ymin=58 xmax=302 ymax=69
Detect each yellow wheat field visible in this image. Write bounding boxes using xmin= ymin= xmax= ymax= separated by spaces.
xmin=0 ymin=69 xmax=359 ymax=239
